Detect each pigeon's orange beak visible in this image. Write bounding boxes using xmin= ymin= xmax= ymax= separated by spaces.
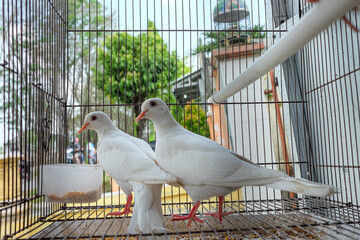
xmin=136 ymin=110 xmax=148 ymax=122
xmin=78 ymin=123 xmax=90 ymax=134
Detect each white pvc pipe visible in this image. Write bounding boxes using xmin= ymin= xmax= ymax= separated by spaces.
xmin=210 ymin=0 xmax=360 ymax=104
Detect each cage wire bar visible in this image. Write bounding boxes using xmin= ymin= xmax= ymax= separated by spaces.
xmin=0 ymin=0 xmax=359 ymax=239
xmin=1 ymin=0 xmax=67 ymax=238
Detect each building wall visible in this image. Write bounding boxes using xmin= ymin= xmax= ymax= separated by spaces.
xmin=217 ymin=47 xmax=284 ymax=201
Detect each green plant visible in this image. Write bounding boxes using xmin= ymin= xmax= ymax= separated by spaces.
xmin=193 ymin=24 xmax=266 ymax=55
xmin=193 ymin=31 xmax=227 ymax=54
xmin=248 ymin=25 xmax=266 ymax=39
xmin=103 ymin=172 xmax=112 ymax=193
xmin=94 ymin=20 xmax=190 ymax=139
xmin=179 ymin=100 xmax=210 ymax=138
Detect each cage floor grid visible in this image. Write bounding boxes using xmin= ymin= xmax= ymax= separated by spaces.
xmin=12 ymin=198 xmax=360 ymax=239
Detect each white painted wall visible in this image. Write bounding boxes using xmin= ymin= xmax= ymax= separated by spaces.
xmin=218 ymin=48 xmax=283 ymax=201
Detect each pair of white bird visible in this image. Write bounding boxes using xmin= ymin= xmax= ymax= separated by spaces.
xmin=78 ymin=98 xmax=338 ymax=234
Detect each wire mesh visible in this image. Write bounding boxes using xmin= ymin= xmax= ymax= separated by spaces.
xmin=10 ymin=198 xmax=360 ymax=239
xmin=0 ymin=0 xmax=359 ymax=239
xmin=1 ymin=0 xmax=67 ymax=238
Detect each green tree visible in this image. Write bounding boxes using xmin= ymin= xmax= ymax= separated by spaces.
xmin=94 ymin=21 xmax=189 ymax=139
xmin=179 ymin=100 xmax=210 ymax=138
xmin=67 ymin=0 xmax=112 ymax=123
xmin=0 ymin=0 xmax=111 ymax=157
xmin=0 ymin=0 xmax=66 ymax=156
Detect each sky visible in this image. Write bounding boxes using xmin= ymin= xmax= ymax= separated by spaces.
xmin=109 ymin=0 xmax=266 ymax=58
xmin=0 ymin=0 xmax=266 ymax=149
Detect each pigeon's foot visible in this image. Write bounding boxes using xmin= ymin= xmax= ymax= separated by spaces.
xmin=171 ymin=214 xmax=204 ymax=226
xmin=108 ymin=194 xmax=133 ymax=216
xmin=108 ymin=208 xmax=133 ymax=216
xmin=203 ymin=196 xmax=231 ymax=222
xmin=171 ymin=201 xmax=204 ymax=226
xmin=204 ymin=210 xmax=232 ymax=222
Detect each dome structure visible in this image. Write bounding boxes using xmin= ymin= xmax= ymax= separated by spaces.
xmin=213 ymin=0 xmax=250 ymax=23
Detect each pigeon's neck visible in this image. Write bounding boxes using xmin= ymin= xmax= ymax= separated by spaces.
xmin=96 ymin=123 xmax=120 ymax=141
xmin=153 ymin=113 xmax=178 ymax=136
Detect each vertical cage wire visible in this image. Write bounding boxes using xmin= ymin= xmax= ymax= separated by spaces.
xmin=0 ymin=0 xmax=67 ymax=238
xmin=0 ymin=0 xmax=359 ymax=239
xmin=303 ymin=6 xmax=360 ymax=210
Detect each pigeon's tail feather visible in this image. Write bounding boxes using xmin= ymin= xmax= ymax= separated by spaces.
xmin=146 ymin=184 xmax=166 ymax=233
xmin=153 ymin=226 xmax=169 ymax=231
xmin=129 ymin=183 xmax=165 ymax=234
xmin=267 ymin=176 xmax=339 ymax=197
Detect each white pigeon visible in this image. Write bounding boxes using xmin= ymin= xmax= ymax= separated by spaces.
xmin=78 ymin=111 xmax=178 ymax=234
xmin=136 ymin=98 xmax=338 ymax=226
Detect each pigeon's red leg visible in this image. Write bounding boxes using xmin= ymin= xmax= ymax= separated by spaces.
xmin=204 ymin=196 xmax=232 ymax=223
xmin=108 ymin=195 xmax=133 ymax=216
xmin=171 ymin=201 xmax=204 ymax=226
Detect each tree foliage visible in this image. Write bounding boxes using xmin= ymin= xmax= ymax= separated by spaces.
xmin=67 ymin=0 xmax=112 ymax=114
xmin=94 ymin=21 xmax=190 ymax=139
xmin=0 ymin=0 xmax=66 ymax=155
xmin=0 ymin=0 xmax=110 ymax=154
xmin=179 ymin=100 xmax=210 ymax=138
xmin=95 ymin=21 xmax=189 ymax=103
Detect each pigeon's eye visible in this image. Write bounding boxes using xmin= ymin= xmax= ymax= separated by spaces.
xmin=150 ymin=101 xmax=157 ymax=107
xmin=91 ymin=116 xmax=97 ymax=121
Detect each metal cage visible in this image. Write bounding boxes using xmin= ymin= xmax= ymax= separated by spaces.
xmin=1 ymin=0 xmax=359 ymax=239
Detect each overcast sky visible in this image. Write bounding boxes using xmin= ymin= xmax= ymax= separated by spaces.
xmin=0 ymin=0 xmax=266 ymax=149
xmin=111 ymin=0 xmax=266 ymax=57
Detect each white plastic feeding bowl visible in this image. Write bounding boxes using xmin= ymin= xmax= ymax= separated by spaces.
xmin=43 ymin=164 xmax=102 ymax=203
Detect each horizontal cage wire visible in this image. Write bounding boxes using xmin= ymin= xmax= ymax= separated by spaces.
xmin=0 ymin=0 xmax=359 ymax=239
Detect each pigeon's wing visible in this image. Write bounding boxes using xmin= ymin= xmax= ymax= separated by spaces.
xmin=112 ymin=179 xmax=133 ymax=196
xmin=127 ymin=133 xmax=156 ymax=161
xmin=99 ymin=137 xmax=177 ymax=185
xmin=209 ymin=152 xmax=287 ymax=187
xmin=160 ymin=129 xmax=285 ymax=187
xmin=128 ymin=161 xmax=178 ymax=185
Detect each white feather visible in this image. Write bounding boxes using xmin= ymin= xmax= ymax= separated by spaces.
xmin=140 ymin=98 xmax=338 ymax=202
xmin=80 ymin=111 xmax=178 ymax=234
xmin=267 ymin=177 xmax=338 ymax=197
xmin=128 ymin=182 xmax=167 ymax=234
